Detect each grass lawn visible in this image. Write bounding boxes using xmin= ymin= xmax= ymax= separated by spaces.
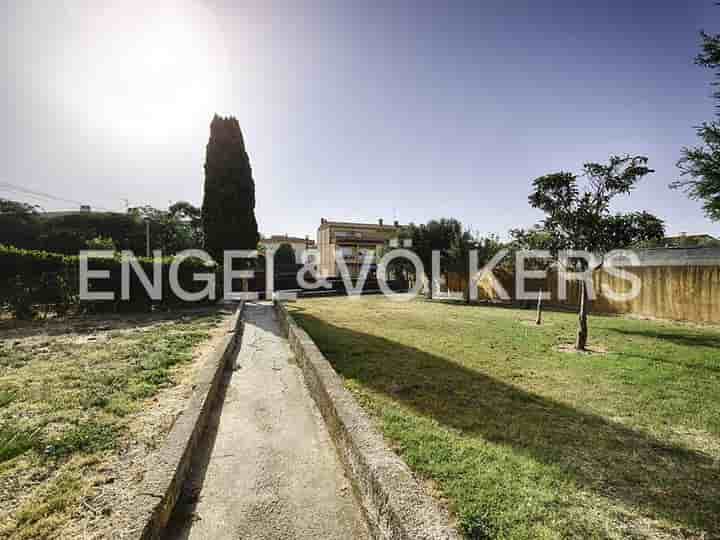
xmin=290 ymin=296 xmax=720 ymax=540
xmin=0 ymin=308 xmax=226 ymax=539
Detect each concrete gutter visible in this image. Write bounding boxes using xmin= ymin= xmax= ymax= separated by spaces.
xmin=275 ymin=301 xmax=462 ymax=540
xmin=129 ymin=302 xmax=245 ymax=540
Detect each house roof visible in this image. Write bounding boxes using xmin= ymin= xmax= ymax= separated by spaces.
xmin=318 ymin=219 xmax=403 ymax=231
xmin=262 ymin=235 xmax=315 ymax=245
xmin=629 ymin=247 xmax=720 ymax=266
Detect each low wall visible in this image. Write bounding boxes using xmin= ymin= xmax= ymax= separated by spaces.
xmin=275 ymin=301 xmax=461 ymax=540
xmin=131 ymin=302 xmax=244 ymax=540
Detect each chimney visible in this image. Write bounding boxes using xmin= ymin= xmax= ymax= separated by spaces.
xmin=378 ymin=218 xmax=383 ymax=226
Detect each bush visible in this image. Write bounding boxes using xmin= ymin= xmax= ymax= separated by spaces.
xmin=85 ymin=236 xmax=117 ymax=251
xmin=0 ymin=245 xmax=220 ymax=318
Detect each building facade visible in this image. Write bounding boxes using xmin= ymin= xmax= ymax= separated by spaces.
xmin=317 ymin=218 xmax=402 ymax=277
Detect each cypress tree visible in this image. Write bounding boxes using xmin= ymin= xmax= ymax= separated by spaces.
xmin=202 ymin=115 xmax=260 ymax=262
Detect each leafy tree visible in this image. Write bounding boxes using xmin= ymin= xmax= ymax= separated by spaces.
xmin=274 ymin=243 xmax=297 ymax=266
xmin=41 ymin=212 xmax=143 ymax=254
xmin=202 ymin=115 xmax=259 ymax=262
xmin=169 ymin=201 xmax=203 ymax=248
xmin=448 ymin=231 xmax=505 ymax=303
xmin=401 ymin=219 xmax=502 ymax=300
xmin=129 ymin=203 xmax=203 ymax=255
xmin=403 ymin=219 xmax=462 ymax=299
xmin=673 ymin=29 xmax=720 ymax=220
xmin=528 ymin=155 xmax=664 ymax=350
xmin=0 ymin=198 xmax=42 ymax=249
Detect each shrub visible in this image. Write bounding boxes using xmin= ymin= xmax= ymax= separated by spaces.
xmin=84 ymin=236 xmax=117 ymax=251
xmin=0 ymin=244 xmax=220 ymax=318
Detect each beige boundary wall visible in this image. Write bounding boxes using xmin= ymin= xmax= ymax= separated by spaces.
xmin=448 ymin=264 xmax=720 ymax=324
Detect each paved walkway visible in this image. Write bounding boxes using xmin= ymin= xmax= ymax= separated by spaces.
xmin=165 ymin=302 xmax=368 ymax=540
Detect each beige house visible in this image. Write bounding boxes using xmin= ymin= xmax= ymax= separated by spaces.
xmin=260 ymin=234 xmax=316 ymax=264
xmin=317 ymin=218 xmax=403 ymax=277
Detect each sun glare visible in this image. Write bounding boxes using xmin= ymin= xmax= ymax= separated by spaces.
xmin=57 ymin=1 xmax=231 ymax=142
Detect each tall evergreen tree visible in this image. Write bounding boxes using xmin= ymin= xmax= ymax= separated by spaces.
xmin=202 ymin=115 xmax=259 ymax=262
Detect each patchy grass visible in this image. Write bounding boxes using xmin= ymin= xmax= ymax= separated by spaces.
xmin=291 ymin=297 xmax=720 ymax=539
xmin=0 ymin=309 xmax=225 ymax=539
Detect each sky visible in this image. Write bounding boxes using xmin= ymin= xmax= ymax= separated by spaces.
xmin=2 ymin=0 xmax=719 ymax=240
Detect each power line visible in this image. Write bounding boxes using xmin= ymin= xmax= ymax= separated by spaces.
xmin=0 ymin=181 xmax=118 ymax=212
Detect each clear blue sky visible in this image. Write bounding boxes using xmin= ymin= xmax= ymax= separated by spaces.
xmin=3 ymin=0 xmax=719 ymax=239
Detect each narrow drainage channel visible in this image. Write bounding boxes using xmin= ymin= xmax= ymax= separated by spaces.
xmin=163 ymin=302 xmax=369 ymax=540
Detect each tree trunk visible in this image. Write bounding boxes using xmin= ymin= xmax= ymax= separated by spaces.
xmin=575 ymin=280 xmax=589 ymax=350
xmin=535 ymin=288 xmax=543 ymax=325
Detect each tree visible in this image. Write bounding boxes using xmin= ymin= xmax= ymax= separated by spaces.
xmin=169 ymin=201 xmax=203 ymax=248
xmin=0 ymin=198 xmax=42 ymax=249
xmin=673 ymin=29 xmax=720 ymax=220
xmin=403 ymin=219 xmax=462 ymax=299
xmin=448 ymin=231 xmax=504 ymax=303
xmin=528 ymin=155 xmax=665 ymax=350
xmin=202 ymin=115 xmax=259 ymax=262
xmin=401 ymin=219 xmax=502 ymax=301
xmin=274 ymin=243 xmax=297 ymax=266
xmin=127 ymin=202 xmax=204 ymax=255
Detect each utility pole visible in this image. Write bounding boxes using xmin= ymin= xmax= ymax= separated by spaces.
xmin=145 ymin=219 xmax=150 ymax=258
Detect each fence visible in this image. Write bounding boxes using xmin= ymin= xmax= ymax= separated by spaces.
xmin=448 ymin=261 xmax=720 ymax=324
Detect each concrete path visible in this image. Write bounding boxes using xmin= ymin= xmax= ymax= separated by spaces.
xmin=165 ymin=302 xmax=369 ymax=540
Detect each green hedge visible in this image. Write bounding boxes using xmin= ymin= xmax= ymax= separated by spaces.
xmin=0 ymin=245 xmax=220 ymax=319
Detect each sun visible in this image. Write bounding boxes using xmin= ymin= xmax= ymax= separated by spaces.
xmin=55 ymin=1 xmax=232 ymax=142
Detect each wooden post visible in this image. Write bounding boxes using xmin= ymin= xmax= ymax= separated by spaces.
xmin=575 ymin=280 xmax=588 ymax=350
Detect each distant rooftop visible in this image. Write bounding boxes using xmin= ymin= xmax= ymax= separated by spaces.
xmin=630 ymin=247 xmax=720 ymax=266
xmin=318 ymin=218 xmax=403 ymax=229
xmin=262 ymin=234 xmax=316 ymax=246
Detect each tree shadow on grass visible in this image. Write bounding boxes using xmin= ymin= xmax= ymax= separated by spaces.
xmin=609 ymin=327 xmax=720 ymax=350
xmin=293 ymin=310 xmax=720 ymax=536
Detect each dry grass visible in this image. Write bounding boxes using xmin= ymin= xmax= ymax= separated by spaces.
xmin=0 ymin=308 xmax=228 ymax=539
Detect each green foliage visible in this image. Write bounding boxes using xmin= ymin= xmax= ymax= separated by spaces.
xmin=274 ymin=242 xmax=297 ymax=265
xmin=39 ymin=211 xmax=144 ymax=254
xmin=43 ymin=422 xmax=115 ymax=458
xmin=84 ymin=236 xmax=116 ymax=251
xmin=0 ymin=198 xmax=43 ymax=250
xmin=202 ymin=114 xmax=260 ymax=262
xmin=401 ymin=219 xmax=505 ymax=293
xmin=0 ymin=244 xmax=218 ymax=319
xmin=674 ymin=30 xmax=720 ymax=221
xmin=0 ymin=424 xmax=41 ymax=463
xmin=128 ymin=202 xmax=202 ymax=254
xmin=528 ymin=155 xmax=664 ymax=349
xmin=0 ymin=199 xmax=203 ymax=255
xmin=529 ymin=155 xmax=664 ymax=260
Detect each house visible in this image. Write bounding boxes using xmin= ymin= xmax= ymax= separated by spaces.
xmin=260 ymin=234 xmax=316 ymax=264
xmin=659 ymin=233 xmax=719 ymax=248
xmin=317 ymin=218 xmax=403 ymax=277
